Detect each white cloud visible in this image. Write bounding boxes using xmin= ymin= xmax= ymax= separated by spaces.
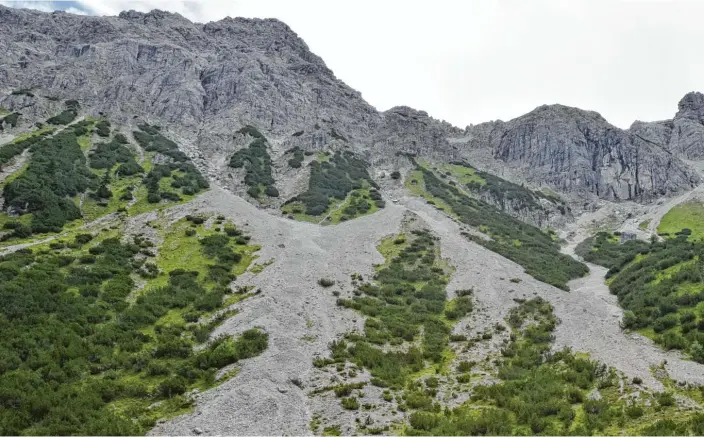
xmin=0 ymin=0 xmax=55 ymax=12
xmin=7 ymin=0 xmax=704 ymax=128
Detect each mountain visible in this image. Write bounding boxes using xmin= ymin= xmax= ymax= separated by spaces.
xmin=0 ymin=5 xmax=700 ymax=207
xmin=4 ymin=6 xmax=704 ymax=437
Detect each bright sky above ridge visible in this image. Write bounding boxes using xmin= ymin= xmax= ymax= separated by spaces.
xmin=3 ymin=0 xmax=704 ymax=129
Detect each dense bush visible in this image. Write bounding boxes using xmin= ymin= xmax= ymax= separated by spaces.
xmin=579 ymin=232 xmax=704 ymax=359
xmin=229 ymin=130 xmax=275 ymax=198
xmin=287 ymin=146 xmax=305 ymax=168
xmin=134 ymin=124 xmax=208 ymax=201
xmin=326 ymin=231 xmax=460 ymax=388
xmin=285 ymin=151 xmax=375 ymax=216
xmin=0 ymin=128 xmax=51 ymax=169
xmin=0 ymin=222 xmax=266 ymax=434
xmin=89 ymin=137 xmax=138 ymax=170
xmin=3 ymin=131 xmax=95 ymax=233
xmin=133 ymin=124 xmax=189 ymax=162
xmin=451 ymin=160 xmax=566 ymax=213
xmin=574 ymin=232 xmax=649 ymax=267
xmin=46 ymin=109 xmax=77 ymax=125
xmin=417 ymin=165 xmax=587 ymax=289
xmin=95 ymin=120 xmax=111 ymax=137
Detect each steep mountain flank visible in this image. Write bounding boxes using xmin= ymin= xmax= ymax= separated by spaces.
xmin=1 ymin=5 xmax=701 ymax=210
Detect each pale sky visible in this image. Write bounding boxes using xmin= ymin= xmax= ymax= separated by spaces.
xmin=3 ymin=0 xmax=704 ymax=129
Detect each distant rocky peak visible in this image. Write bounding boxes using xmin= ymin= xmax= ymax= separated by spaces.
xmin=676 ymin=91 xmax=704 ymax=119
xmin=117 ymin=9 xmax=190 ymax=23
xmin=518 ymin=103 xmax=609 ymax=125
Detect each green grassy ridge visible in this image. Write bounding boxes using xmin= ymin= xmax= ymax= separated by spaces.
xmin=577 ymin=232 xmax=704 ymax=362
xmin=406 ymin=162 xmax=587 ymax=290
xmin=420 ymin=159 xmax=567 ymax=215
xmin=658 ymin=201 xmax=704 ymax=240
xmin=0 ymin=214 xmax=266 ymax=435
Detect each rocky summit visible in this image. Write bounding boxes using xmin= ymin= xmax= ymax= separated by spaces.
xmin=3 ymin=5 xmax=704 ymax=437
xmin=0 ymin=5 xmax=701 ymax=205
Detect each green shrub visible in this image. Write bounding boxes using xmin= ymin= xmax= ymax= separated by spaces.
xmin=47 ymin=109 xmax=77 ymax=125
xmin=265 ymin=185 xmax=279 ymax=197
xmin=95 ymin=120 xmax=111 ymax=137
xmin=318 ymin=278 xmax=335 ymax=287
xmin=341 ymin=397 xmax=359 ymax=410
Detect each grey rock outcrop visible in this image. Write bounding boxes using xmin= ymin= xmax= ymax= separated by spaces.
xmin=0 ymin=5 xmax=701 ymax=208
xmin=630 ymin=92 xmax=704 ymax=159
xmin=454 ymin=105 xmax=700 ymax=201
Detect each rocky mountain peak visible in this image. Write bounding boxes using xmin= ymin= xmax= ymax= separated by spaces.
xmin=676 ymin=91 xmax=704 ymax=119
xmin=0 ymin=5 xmax=701 ymax=205
xmin=519 ymin=103 xmax=609 ymax=125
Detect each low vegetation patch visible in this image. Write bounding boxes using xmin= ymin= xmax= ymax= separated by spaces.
xmin=658 ymin=201 xmax=704 ymax=240
xmin=3 ymin=130 xmax=95 ymax=233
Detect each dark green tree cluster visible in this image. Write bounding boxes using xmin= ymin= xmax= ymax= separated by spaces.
xmin=46 ymin=110 xmax=77 ymax=126
xmin=285 ymin=151 xmax=376 ymax=216
xmin=286 ymin=146 xmax=305 ymax=168
xmin=89 ymin=137 xmax=139 ymax=171
xmin=0 ymin=225 xmax=267 ymax=435
xmin=229 ymin=127 xmax=276 ymax=198
xmin=404 ymin=298 xmax=701 ymax=436
xmin=133 ymin=124 xmax=189 ymax=162
xmin=417 ymin=166 xmax=587 ymax=289
xmin=132 ymin=124 xmax=208 ymax=202
xmin=0 ymin=112 xmax=20 ymax=130
xmin=326 ymin=230 xmax=459 ymax=387
xmin=579 ymin=232 xmax=704 ymax=360
xmin=95 ymin=120 xmax=111 ymax=137
xmin=3 ymin=131 xmax=95 ymax=233
xmin=574 ymin=232 xmax=649 ymax=267
xmin=143 ymin=162 xmax=208 ymax=203
xmin=0 ymin=129 xmax=52 ymax=169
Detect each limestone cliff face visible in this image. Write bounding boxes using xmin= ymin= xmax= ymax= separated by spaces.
xmin=455 ymin=105 xmax=700 ymax=201
xmin=0 ymin=5 xmax=700 ymax=207
xmin=630 ymin=92 xmax=704 ymax=160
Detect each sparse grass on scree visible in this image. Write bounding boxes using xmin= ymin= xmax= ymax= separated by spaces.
xmin=317 ymin=229 xmax=462 ymax=388
xmin=314 ymin=229 xmax=704 ymax=435
xmin=0 ymin=214 xmax=267 ymax=435
xmin=406 ymin=160 xmax=587 ymax=290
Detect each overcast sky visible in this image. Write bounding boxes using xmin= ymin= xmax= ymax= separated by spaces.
xmin=3 ymin=1 xmax=704 ymax=128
